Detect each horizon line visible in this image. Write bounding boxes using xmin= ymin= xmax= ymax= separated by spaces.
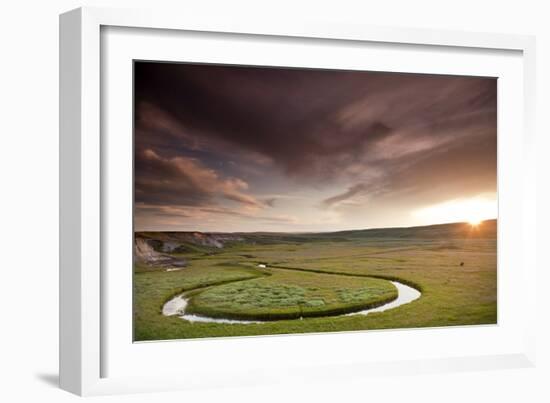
xmin=135 ymin=217 xmax=497 ymax=234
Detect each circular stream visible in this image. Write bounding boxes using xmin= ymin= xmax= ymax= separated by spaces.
xmin=162 ymin=279 xmax=421 ymax=324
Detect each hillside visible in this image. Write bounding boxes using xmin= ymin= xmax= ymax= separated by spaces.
xmin=135 ymin=219 xmax=497 ymax=254
xmin=326 ymin=219 xmax=497 ymax=240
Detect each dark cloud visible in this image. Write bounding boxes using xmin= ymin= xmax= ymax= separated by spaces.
xmin=134 ymin=61 xmax=496 ymax=231
xmin=322 ymin=183 xmax=370 ymax=208
xmin=135 ymin=148 xmax=265 ymax=208
xmin=135 ymin=62 xmax=495 ymax=185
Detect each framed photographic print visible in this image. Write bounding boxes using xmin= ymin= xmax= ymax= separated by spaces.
xmin=133 ymin=61 xmax=494 ymax=340
xmin=60 ymin=7 xmax=537 ymax=396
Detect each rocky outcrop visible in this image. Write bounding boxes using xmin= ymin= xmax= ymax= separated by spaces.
xmin=134 ymin=237 xmax=186 ymax=267
xmin=138 ymin=231 xmax=244 ymax=250
xmin=164 ymin=232 xmax=243 ymax=248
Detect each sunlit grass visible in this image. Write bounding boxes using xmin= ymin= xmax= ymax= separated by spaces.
xmin=133 ymin=235 xmax=496 ymax=341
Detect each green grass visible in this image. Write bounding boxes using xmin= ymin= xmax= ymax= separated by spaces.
xmin=185 ymin=269 xmax=397 ymax=320
xmin=133 ymin=263 xmax=266 ymax=340
xmin=134 ymin=228 xmax=496 ymax=341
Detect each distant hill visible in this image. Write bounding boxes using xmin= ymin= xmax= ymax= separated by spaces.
xmin=324 ymin=219 xmax=497 ymax=240
xmin=136 ymin=219 xmax=497 ymax=252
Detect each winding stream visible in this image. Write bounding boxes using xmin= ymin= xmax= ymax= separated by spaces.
xmin=162 ymin=278 xmax=421 ymax=325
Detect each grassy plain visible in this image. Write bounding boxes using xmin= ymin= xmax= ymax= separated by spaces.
xmin=186 ymin=270 xmax=397 ymax=320
xmin=134 ymin=221 xmax=497 ymax=341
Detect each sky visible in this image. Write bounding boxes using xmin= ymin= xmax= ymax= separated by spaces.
xmin=134 ymin=62 xmax=497 ymax=232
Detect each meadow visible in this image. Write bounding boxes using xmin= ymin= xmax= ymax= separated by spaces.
xmin=133 ymin=220 xmax=497 ymax=341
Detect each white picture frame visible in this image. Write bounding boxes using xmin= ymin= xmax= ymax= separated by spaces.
xmin=59 ymin=6 xmax=537 ymax=396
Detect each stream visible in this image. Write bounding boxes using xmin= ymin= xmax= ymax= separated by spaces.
xmin=162 ymin=279 xmax=421 ymax=324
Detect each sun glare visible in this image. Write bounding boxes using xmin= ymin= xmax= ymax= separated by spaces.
xmin=468 ymin=218 xmax=482 ymax=226
xmin=413 ymin=196 xmax=496 ymax=226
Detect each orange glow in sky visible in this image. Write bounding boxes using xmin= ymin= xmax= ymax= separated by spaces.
xmin=412 ymin=195 xmax=497 ymax=226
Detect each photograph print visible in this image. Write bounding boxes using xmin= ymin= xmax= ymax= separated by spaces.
xmin=133 ymin=61 xmax=497 ymax=341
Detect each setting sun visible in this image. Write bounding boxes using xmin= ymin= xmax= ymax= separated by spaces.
xmin=468 ymin=218 xmax=482 ymax=226
xmin=412 ymin=196 xmax=497 ymax=226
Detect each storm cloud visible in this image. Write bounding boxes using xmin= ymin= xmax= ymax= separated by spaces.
xmin=135 ymin=148 xmax=266 ymax=208
xmin=134 ymin=61 xmax=497 ymax=231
